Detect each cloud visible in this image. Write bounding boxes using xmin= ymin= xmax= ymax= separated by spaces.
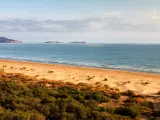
xmin=144 ymin=10 xmax=160 ymax=20
xmin=0 ymin=12 xmax=160 ymax=33
xmin=104 ymin=12 xmax=121 ymax=16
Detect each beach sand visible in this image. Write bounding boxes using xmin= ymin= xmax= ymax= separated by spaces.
xmin=0 ymin=59 xmax=160 ymax=95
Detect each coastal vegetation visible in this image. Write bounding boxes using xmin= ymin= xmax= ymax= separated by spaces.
xmin=0 ymin=71 xmax=159 ymax=120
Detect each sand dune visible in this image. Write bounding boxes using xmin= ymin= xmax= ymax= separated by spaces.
xmin=0 ymin=59 xmax=160 ymax=95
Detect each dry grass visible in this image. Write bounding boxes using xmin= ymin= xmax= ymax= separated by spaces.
xmin=10 ymin=66 xmax=14 ymax=69
xmin=19 ymin=67 xmax=27 ymax=70
xmin=103 ymin=78 xmax=108 ymax=81
xmin=141 ymin=81 xmax=150 ymax=86
xmin=86 ymin=76 xmax=95 ymax=81
xmin=0 ymin=69 xmax=5 ymax=72
xmin=48 ymin=70 xmax=54 ymax=73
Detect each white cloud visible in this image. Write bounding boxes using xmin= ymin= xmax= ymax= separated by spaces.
xmin=0 ymin=13 xmax=160 ymax=33
xmin=104 ymin=12 xmax=121 ymax=16
xmin=1 ymin=11 xmax=160 ymax=43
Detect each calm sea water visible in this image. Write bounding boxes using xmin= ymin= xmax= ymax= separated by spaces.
xmin=0 ymin=43 xmax=160 ymax=73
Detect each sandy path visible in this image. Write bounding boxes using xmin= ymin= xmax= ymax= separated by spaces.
xmin=0 ymin=59 xmax=160 ymax=95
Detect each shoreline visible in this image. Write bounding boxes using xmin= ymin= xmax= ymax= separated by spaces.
xmin=1 ymin=58 xmax=160 ymax=75
xmin=0 ymin=58 xmax=160 ymax=74
xmin=0 ymin=59 xmax=160 ymax=95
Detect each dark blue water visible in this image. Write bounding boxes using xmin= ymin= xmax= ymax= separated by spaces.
xmin=0 ymin=43 xmax=160 ymax=73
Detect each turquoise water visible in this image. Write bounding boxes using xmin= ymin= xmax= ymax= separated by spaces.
xmin=0 ymin=43 xmax=160 ymax=73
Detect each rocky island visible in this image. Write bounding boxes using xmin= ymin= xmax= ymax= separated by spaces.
xmin=70 ymin=41 xmax=86 ymax=44
xmin=0 ymin=37 xmax=22 ymax=43
xmin=45 ymin=41 xmax=60 ymax=44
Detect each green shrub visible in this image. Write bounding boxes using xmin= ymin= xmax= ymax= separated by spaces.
xmin=0 ymin=73 xmax=157 ymax=120
xmin=84 ymin=92 xmax=110 ymax=103
xmin=41 ymin=97 xmax=56 ymax=104
xmin=141 ymin=101 xmax=153 ymax=109
xmin=61 ymin=112 xmax=75 ymax=120
xmin=33 ymin=87 xmax=48 ymax=98
xmin=106 ymin=107 xmax=116 ymax=114
xmin=138 ymin=106 xmax=152 ymax=116
xmin=21 ymin=87 xmax=33 ymax=97
xmin=122 ymin=90 xmax=136 ymax=98
xmin=0 ymin=110 xmax=45 ymax=120
xmin=58 ymin=86 xmax=78 ymax=94
xmin=111 ymin=92 xmax=120 ymax=99
xmin=66 ymin=100 xmax=90 ymax=119
xmin=115 ymin=106 xmax=140 ymax=118
xmin=1 ymin=82 xmax=22 ymax=92
xmin=91 ymin=111 xmax=130 ymax=120
xmin=152 ymin=110 xmax=160 ymax=117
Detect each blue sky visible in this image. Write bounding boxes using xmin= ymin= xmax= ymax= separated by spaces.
xmin=0 ymin=0 xmax=160 ymax=43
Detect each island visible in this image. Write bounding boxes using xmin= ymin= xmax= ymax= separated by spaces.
xmin=70 ymin=41 xmax=86 ymax=44
xmin=45 ymin=41 xmax=61 ymax=44
xmin=0 ymin=37 xmax=22 ymax=43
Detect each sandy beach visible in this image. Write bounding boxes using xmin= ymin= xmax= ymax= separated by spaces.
xmin=0 ymin=59 xmax=160 ymax=95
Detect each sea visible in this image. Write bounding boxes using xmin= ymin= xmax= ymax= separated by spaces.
xmin=0 ymin=43 xmax=160 ymax=73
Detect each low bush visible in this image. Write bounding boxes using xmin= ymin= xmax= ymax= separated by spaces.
xmin=122 ymin=90 xmax=136 ymax=98
xmin=0 ymin=73 xmax=157 ymax=120
xmin=115 ymin=106 xmax=140 ymax=118
xmin=111 ymin=92 xmax=120 ymax=99
xmin=84 ymin=92 xmax=110 ymax=103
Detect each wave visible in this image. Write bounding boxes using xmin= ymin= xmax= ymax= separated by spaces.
xmin=106 ymin=65 xmax=160 ymax=73
xmin=0 ymin=56 xmax=160 ymax=73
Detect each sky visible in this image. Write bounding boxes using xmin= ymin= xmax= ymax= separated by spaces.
xmin=0 ymin=0 xmax=160 ymax=43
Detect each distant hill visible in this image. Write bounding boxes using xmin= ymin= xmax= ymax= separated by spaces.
xmin=0 ymin=37 xmax=22 ymax=43
xmin=45 ymin=41 xmax=60 ymax=44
